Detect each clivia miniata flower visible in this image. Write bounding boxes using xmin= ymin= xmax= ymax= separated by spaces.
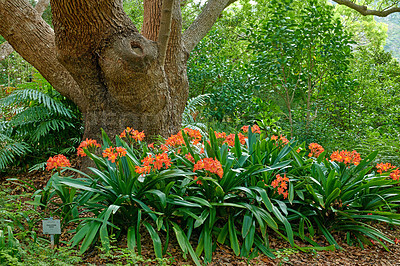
xmin=390 ymin=168 xmax=400 ymax=181
xmin=193 ymin=176 xmax=202 ymax=185
xmin=271 ymin=173 xmax=289 ymax=199
xmin=77 ymin=138 xmax=101 ymax=157
xmin=193 ymin=157 xmax=223 ymax=178
xmin=46 ymin=154 xmax=71 ymax=171
xmin=270 ymin=135 xmax=289 ymax=145
xmin=330 ymin=150 xmax=361 ymax=166
xmin=224 ymin=133 xmax=247 ymax=147
xmin=135 ymin=153 xmax=172 ymax=174
xmin=376 ymin=162 xmax=396 ymax=174
xmin=308 ymin=143 xmax=324 ymax=158
xmin=120 ymin=127 xmax=145 ymax=141
xmin=241 ymin=124 xmax=261 ymax=134
xmin=102 ymin=146 xmax=127 ymax=163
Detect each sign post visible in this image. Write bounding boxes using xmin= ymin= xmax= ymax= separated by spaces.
xmin=42 ymin=217 xmax=61 ymax=249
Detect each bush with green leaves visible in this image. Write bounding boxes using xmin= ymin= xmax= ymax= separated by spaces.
xmin=0 ymin=73 xmax=82 ymax=171
xmin=289 ymin=148 xmax=400 ymax=250
xmin=40 ymin=123 xmax=400 ymax=264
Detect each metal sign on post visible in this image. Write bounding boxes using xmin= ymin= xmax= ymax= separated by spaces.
xmin=42 ymin=217 xmax=61 ymax=248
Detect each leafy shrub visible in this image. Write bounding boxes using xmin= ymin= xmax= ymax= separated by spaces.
xmin=0 ymin=73 xmax=82 ymax=171
xmin=45 ymin=126 xmax=400 ymax=264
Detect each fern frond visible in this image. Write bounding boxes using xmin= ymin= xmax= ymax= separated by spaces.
xmin=182 ymin=94 xmax=210 ymax=125
xmin=29 ymin=162 xmax=46 ymax=172
xmin=182 ymin=94 xmax=210 ymax=120
xmin=181 ymin=94 xmax=210 ymax=137
xmin=30 ymin=119 xmax=75 ymax=142
xmin=0 ymin=89 xmax=73 ymax=118
xmin=0 ymin=133 xmax=30 ymax=170
xmin=9 ymin=106 xmax=51 ymax=127
xmin=353 ymin=137 xmax=400 ymax=166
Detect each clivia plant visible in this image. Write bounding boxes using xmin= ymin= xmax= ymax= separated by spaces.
xmin=41 ymin=125 xmax=400 ymax=264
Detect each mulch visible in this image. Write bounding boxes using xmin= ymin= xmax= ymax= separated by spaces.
xmin=2 ymin=158 xmax=400 ymax=265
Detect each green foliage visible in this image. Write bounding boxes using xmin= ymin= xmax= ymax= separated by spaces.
xmin=0 ymin=52 xmax=34 ymax=88
xmin=181 ymin=94 xmax=210 ymax=135
xmin=247 ymin=0 xmax=353 ymax=134
xmin=0 ymin=187 xmax=82 ymax=265
xmin=44 ymin=123 xmax=400 ymax=264
xmin=291 ymin=150 xmax=400 ymax=249
xmin=0 ymin=74 xmax=82 ymax=171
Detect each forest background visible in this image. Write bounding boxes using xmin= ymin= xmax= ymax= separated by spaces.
xmin=3 ymin=0 xmax=399 ymax=170
xmin=1 ymin=0 xmax=400 ymax=264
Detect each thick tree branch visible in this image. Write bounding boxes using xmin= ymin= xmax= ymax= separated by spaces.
xmin=333 ymin=0 xmax=400 ymax=17
xmin=183 ymin=0 xmax=237 ymax=52
xmin=0 ymin=0 xmax=85 ymax=110
xmin=0 ymin=0 xmax=50 ymax=61
xmin=158 ymin=0 xmax=175 ymax=65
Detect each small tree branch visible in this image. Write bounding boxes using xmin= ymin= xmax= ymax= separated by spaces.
xmin=35 ymin=0 xmax=50 ymax=14
xmin=158 ymin=0 xmax=175 ymax=65
xmin=0 ymin=42 xmax=14 ymax=61
xmin=183 ymin=0 xmax=237 ymax=52
xmin=333 ymin=0 xmax=400 ymax=17
xmin=0 ymin=0 xmax=50 ymax=62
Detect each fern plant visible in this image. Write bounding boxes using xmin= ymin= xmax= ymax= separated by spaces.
xmin=181 ymin=94 xmax=210 ymax=135
xmin=0 ymin=73 xmax=82 ymax=171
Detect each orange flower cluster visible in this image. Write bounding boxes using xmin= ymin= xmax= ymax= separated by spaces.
xmin=102 ymin=146 xmax=127 ymax=163
xmin=193 ymin=158 xmax=223 ymax=178
xmin=241 ymin=124 xmax=261 ymax=134
xmin=376 ymin=162 xmax=396 ymax=174
xmin=271 ymin=135 xmax=289 ymax=145
xmin=214 ymin=131 xmax=227 ymax=139
xmin=135 ymin=153 xmax=172 ymax=175
xmin=271 ymin=173 xmax=289 ymax=199
xmin=165 ymin=132 xmax=185 ymax=147
xmin=330 ymin=150 xmax=361 ymax=166
xmin=119 ymin=127 xmax=145 ymax=141
xmin=165 ymin=128 xmax=202 ymax=147
xmin=390 ymin=168 xmax=400 ymax=181
xmin=185 ymin=153 xmax=195 ymax=163
xmin=224 ymin=133 xmax=247 ymax=147
xmin=183 ymin=128 xmax=202 ymax=145
xmin=308 ymin=143 xmax=325 ymax=158
xmin=46 ymin=154 xmax=71 ymax=171
xmin=77 ymin=138 xmax=101 ymax=157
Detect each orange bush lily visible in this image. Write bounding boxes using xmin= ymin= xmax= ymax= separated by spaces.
xmin=134 ymin=153 xmax=172 ymax=174
xmin=46 ymin=154 xmax=71 ymax=171
xmin=193 ymin=158 xmax=223 ymax=178
xmin=308 ymin=143 xmax=324 ymax=158
xmin=330 ymin=150 xmax=361 ymax=166
xmin=376 ymin=162 xmax=396 ymax=174
xmin=102 ymin=146 xmax=127 ymax=163
xmin=271 ymin=173 xmax=289 ymax=199
xmin=77 ymin=138 xmax=101 ymax=157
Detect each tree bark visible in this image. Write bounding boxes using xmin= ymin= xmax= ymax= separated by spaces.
xmin=0 ymin=0 xmax=85 ymax=109
xmin=49 ymin=0 xmax=188 ymax=139
xmin=0 ymin=0 xmax=50 ymax=62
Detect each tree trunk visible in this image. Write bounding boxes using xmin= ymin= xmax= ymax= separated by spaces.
xmin=49 ymin=0 xmax=187 ymax=139
xmin=1 ymin=0 xmax=237 ymax=141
